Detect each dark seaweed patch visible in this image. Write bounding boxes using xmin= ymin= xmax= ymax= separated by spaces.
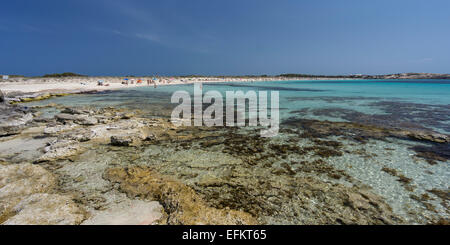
xmin=290 ymin=100 xmax=450 ymax=133
xmin=410 ymin=144 xmax=450 ymax=165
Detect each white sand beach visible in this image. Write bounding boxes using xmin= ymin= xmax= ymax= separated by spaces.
xmin=0 ymin=76 xmax=354 ymax=96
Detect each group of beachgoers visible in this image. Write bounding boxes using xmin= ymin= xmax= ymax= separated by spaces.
xmin=94 ymin=77 xmax=187 ymax=88
xmin=120 ymin=78 xmax=159 ymax=87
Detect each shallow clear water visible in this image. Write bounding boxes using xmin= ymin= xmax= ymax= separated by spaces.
xmin=28 ymin=79 xmax=450 ymax=133
xmin=25 ymin=79 xmax=450 ymax=223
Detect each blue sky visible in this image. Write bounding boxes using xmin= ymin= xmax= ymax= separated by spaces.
xmin=1 ymin=0 xmax=449 ymax=76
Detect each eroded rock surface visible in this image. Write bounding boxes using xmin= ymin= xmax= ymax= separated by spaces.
xmin=0 ymin=103 xmax=34 ymax=137
xmin=36 ymin=140 xmax=85 ymax=163
xmin=56 ymin=113 xmax=98 ymax=126
xmin=82 ymin=200 xmax=165 ymax=225
xmin=2 ymin=193 xmax=86 ymax=225
xmin=104 ymin=166 xmax=258 ymax=225
xmin=0 ymin=104 xmax=446 ymax=225
xmin=0 ymin=163 xmax=86 ymax=224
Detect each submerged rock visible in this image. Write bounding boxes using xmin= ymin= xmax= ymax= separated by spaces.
xmin=2 ymin=104 xmax=436 ymax=224
xmin=141 ymin=127 xmax=408 ymax=224
xmin=61 ymin=107 xmax=83 ymax=115
xmin=405 ymin=131 xmax=449 ymax=144
xmin=110 ymin=135 xmax=134 ymax=147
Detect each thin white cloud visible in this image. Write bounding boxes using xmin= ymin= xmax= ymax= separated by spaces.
xmin=135 ymin=33 xmax=161 ymax=43
xmin=106 ymin=0 xmax=160 ymax=28
xmin=93 ymin=27 xmax=162 ymax=44
xmin=90 ymin=27 xmax=122 ymax=36
xmin=98 ymin=1 xmax=162 ymax=44
xmin=111 ymin=29 xmax=123 ymax=35
xmin=98 ymin=1 xmax=214 ymax=53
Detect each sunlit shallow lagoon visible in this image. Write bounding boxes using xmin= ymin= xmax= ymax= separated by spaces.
xmin=28 ymin=79 xmax=450 ymax=133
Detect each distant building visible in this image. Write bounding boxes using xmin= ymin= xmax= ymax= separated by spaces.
xmin=2 ymin=75 xmax=8 ymax=80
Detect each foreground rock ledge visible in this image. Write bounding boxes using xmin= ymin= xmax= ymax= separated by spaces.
xmin=0 ymin=163 xmax=86 ymax=224
xmin=104 ymin=166 xmax=258 ymax=225
xmin=82 ymin=200 xmax=165 ymax=225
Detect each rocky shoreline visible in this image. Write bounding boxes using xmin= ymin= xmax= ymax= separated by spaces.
xmin=0 ymin=101 xmax=259 ymax=224
xmin=0 ymin=95 xmax=449 ymax=224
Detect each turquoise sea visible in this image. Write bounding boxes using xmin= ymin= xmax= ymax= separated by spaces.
xmin=30 ymin=79 xmax=450 ymax=133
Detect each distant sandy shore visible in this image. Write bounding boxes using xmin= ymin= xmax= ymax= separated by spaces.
xmin=2 ymin=72 xmax=449 ymax=96
xmin=0 ymin=76 xmax=355 ymax=96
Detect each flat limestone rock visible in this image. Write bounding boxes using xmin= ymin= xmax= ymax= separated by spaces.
xmin=0 ymin=163 xmax=57 ymax=223
xmin=0 ymin=163 xmax=56 ymax=199
xmin=55 ymin=113 xmax=98 ymax=126
xmin=82 ymin=200 xmax=165 ymax=225
xmin=44 ymin=124 xmax=78 ymax=135
xmin=0 ymin=104 xmax=34 ymax=136
xmin=2 ymin=193 xmax=86 ymax=225
xmin=55 ymin=113 xmax=81 ymax=121
xmin=36 ymin=140 xmax=85 ymax=163
xmin=0 ymin=136 xmax=51 ymax=163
